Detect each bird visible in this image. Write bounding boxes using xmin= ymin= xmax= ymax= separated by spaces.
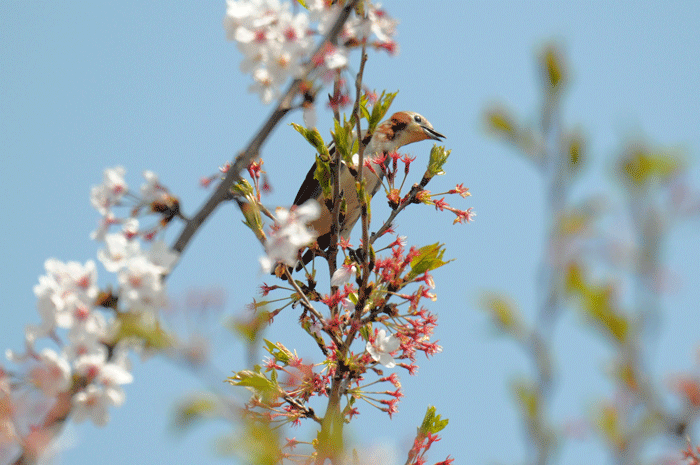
xmin=291 ymin=111 xmax=444 ymax=269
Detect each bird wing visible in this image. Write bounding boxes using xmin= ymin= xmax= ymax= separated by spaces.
xmin=294 ymin=157 xmax=332 ymax=269
xmin=293 ymin=140 xmax=339 ymax=206
xmin=293 ymin=160 xmax=323 ymax=206
xmin=292 ymin=142 xmax=339 ymax=268
xmin=294 ymin=126 xmax=378 ymax=207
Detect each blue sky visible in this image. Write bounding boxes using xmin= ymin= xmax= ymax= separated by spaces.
xmin=1 ymin=1 xmax=699 ymax=464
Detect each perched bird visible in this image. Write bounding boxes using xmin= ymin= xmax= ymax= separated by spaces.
xmin=292 ymin=111 xmax=444 ymax=268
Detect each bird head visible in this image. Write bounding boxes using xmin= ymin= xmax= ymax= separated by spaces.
xmin=373 ymin=111 xmax=445 ymax=152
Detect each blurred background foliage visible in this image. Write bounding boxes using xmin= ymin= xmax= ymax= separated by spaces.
xmin=482 ymin=44 xmax=700 ymax=465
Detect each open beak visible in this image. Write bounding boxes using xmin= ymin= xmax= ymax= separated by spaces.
xmin=422 ymin=126 xmax=445 ymax=141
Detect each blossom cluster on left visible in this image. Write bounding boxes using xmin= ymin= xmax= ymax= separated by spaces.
xmin=1 ymin=167 xmax=179 ymax=462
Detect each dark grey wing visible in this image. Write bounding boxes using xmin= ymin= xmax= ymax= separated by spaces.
xmin=293 ymin=161 xmax=322 ymax=206
xmin=293 ymin=141 xmax=336 ymax=206
xmin=291 ymin=160 xmax=329 ymax=270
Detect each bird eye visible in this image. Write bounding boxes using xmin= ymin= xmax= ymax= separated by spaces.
xmin=414 ymin=115 xmax=422 ymax=123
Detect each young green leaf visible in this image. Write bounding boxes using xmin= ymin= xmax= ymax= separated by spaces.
xmin=228 ymin=369 xmax=275 ymax=392
xmin=314 ymin=155 xmax=333 ymax=198
xmin=263 ymin=339 xmax=294 ymax=365
xmin=332 ymin=118 xmax=351 ymax=162
xmin=418 ymin=405 xmax=449 ymax=435
xmin=406 ymin=243 xmax=452 ymax=281
xmin=369 ymin=91 xmax=398 ymax=132
xmin=426 ymin=145 xmax=451 ymax=179
xmin=291 ymin=122 xmax=330 ymax=160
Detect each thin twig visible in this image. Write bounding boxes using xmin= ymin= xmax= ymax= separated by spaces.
xmin=332 ymin=71 xmax=342 ymax=123
xmin=370 ymin=189 xmax=414 ymax=245
xmin=327 ymin=77 xmax=344 ymax=311
xmin=355 ymin=47 xmax=370 ymax=277
xmin=285 ymin=269 xmax=324 ymax=322
xmin=282 ymin=393 xmax=322 ymax=424
xmin=316 ymin=20 xmax=369 ymax=465
xmin=343 ymin=44 xmax=370 ymax=349
xmin=369 ymin=170 xmax=434 ymax=245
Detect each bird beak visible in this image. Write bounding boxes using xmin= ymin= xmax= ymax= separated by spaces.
xmin=422 ymin=126 xmax=445 ymax=141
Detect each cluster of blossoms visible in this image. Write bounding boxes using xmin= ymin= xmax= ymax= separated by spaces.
xmin=1 ymin=167 xmax=179 ymax=462
xmin=223 ymin=0 xmax=398 ymax=104
xmin=91 ymin=167 xmax=180 ymax=242
xmin=248 ymin=236 xmax=444 ymax=424
xmin=90 ymin=167 xmax=180 ymax=317
xmin=259 ymin=200 xmax=321 ymax=273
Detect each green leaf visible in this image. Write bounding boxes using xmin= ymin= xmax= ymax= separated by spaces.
xmin=350 ymin=138 xmax=360 ymax=161
xmin=369 ymin=91 xmax=398 ymax=132
xmin=314 ymin=155 xmax=333 ymax=198
xmin=111 ymin=312 xmax=173 ymax=350
xmin=360 ymin=105 xmax=371 ymax=125
xmin=540 ymin=44 xmax=566 ymax=92
xmin=230 ymin=178 xmax=254 ymax=196
xmin=565 ymin=263 xmax=629 ymax=344
xmin=426 ymin=145 xmax=451 ymax=178
xmin=484 ymin=106 xmax=517 ymax=140
xmin=418 ymin=405 xmax=449 ymax=435
xmin=595 ymin=404 xmax=623 ymax=449
xmin=332 ymin=118 xmax=351 ymax=162
xmin=227 ymin=367 xmax=280 ymax=403
xmin=228 ymin=369 xmax=273 ymax=390
xmin=172 ymin=393 xmax=218 ymax=432
xmin=228 ymin=307 xmax=269 ymax=343
xmin=238 ymin=198 xmax=264 ymax=242
xmin=359 ymin=323 xmax=371 ymax=342
xmin=406 ymin=243 xmax=452 ymax=281
xmin=291 ymin=122 xmax=330 ymax=160
xmin=263 ymin=339 xmax=294 ymax=365
xmin=618 ymin=145 xmax=683 ymax=188
xmin=566 ymin=131 xmax=585 ymax=173
xmin=480 ymin=292 xmax=524 ymax=334
xmin=512 ymin=378 xmax=539 ymax=420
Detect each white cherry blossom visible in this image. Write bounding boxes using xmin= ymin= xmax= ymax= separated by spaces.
xmin=331 ymin=263 xmax=357 ymax=287
xmin=98 ymin=233 xmax=141 ymax=273
xmin=27 ymin=349 xmax=71 ymax=397
xmin=259 ymin=200 xmax=320 ymax=273
xmin=117 ymin=254 xmax=168 ymax=313
xmin=366 ymin=329 xmax=400 ymax=368
xmin=90 ymin=166 xmax=128 ymax=215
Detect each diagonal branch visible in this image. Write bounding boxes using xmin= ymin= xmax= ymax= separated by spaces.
xmin=171 ymin=0 xmax=360 ymax=259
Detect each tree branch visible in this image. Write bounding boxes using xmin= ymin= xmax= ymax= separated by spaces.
xmin=171 ymin=0 xmax=360 ymax=259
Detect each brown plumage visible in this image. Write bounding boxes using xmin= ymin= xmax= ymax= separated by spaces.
xmin=293 ymin=111 xmax=444 ymax=268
